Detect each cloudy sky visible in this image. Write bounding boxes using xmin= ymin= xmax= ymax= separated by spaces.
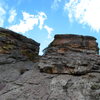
xmin=0 ymin=0 xmax=100 ymax=54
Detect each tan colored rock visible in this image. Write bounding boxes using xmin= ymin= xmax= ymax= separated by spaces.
xmin=39 ymin=34 xmax=100 ymax=74
xmin=44 ymin=34 xmax=99 ymax=54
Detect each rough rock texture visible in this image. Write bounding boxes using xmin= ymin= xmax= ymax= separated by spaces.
xmin=46 ymin=34 xmax=99 ymax=54
xmin=0 ymin=27 xmax=40 ymax=83
xmin=0 ymin=70 xmax=100 ymax=100
xmin=0 ymin=30 xmax=100 ymax=100
xmin=0 ymin=27 xmax=40 ymax=62
xmin=39 ymin=34 xmax=100 ymax=74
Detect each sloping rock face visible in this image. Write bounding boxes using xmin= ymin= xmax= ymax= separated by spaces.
xmin=39 ymin=34 xmax=100 ymax=75
xmin=45 ymin=34 xmax=99 ymax=54
xmin=0 ymin=69 xmax=100 ymax=100
xmin=0 ymin=27 xmax=40 ymax=62
xmin=0 ymin=27 xmax=40 ymax=82
xmin=0 ymin=31 xmax=100 ymax=100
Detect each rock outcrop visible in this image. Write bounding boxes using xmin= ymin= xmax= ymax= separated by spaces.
xmin=44 ymin=34 xmax=99 ymax=54
xmin=39 ymin=34 xmax=100 ymax=75
xmin=0 ymin=27 xmax=40 ymax=62
xmin=0 ymin=27 xmax=40 ymax=83
xmin=0 ymin=30 xmax=100 ymax=100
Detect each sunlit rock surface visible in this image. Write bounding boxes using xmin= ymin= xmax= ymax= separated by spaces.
xmin=45 ymin=34 xmax=99 ymax=54
xmin=0 ymin=27 xmax=40 ymax=62
xmin=39 ymin=34 xmax=100 ymax=74
xmin=0 ymin=29 xmax=100 ymax=100
xmin=0 ymin=27 xmax=40 ymax=82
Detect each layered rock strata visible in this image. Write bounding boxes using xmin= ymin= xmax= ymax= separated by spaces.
xmin=39 ymin=34 xmax=100 ymax=75
xmin=44 ymin=34 xmax=99 ymax=54
xmin=0 ymin=29 xmax=100 ymax=100
xmin=0 ymin=27 xmax=40 ymax=82
xmin=0 ymin=27 xmax=40 ymax=62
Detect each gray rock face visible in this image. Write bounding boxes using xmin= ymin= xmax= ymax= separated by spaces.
xmin=0 ymin=70 xmax=99 ymax=100
xmin=39 ymin=34 xmax=100 ymax=74
xmin=39 ymin=52 xmax=100 ymax=75
xmin=0 ymin=31 xmax=100 ymax=100
xmin=0 ymin=27 xmax=40 ymax=86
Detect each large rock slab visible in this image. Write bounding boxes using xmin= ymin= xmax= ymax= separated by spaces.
xmin=39 ymin=34 xmax=100 ymax=75
xmin=44 ymin=34 xmax=99 ymax=54
xmin=0 ymin=70 xmax=99 ymax=100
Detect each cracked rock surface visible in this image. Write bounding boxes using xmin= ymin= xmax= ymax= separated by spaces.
xmin=0 ymin=29 xmax=100 ymax=100
xmin=0 ymin=70 xmax=100 ymax=100
xmin=39 ymin=34 xmax=100 ymax=74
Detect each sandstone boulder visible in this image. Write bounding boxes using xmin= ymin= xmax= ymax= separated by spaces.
xmin=39 ymin=34 xmax=100 ymax=75
xmin=44 ymin=34 xmax=99 ymax=54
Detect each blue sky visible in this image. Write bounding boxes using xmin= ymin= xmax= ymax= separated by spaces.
xmin=0 ymin=0 xmax=100 ymax=55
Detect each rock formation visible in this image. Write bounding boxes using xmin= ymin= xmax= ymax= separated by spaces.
xmin=0 ymin=27 xmax=40 ymax=62
xmin=44 ymin=34 xmax=99 ymax=54
xmin=39 ymin=34 xmax=100 ymax=75
xmin=0 ymin=28 xmax=100 ymax=100
xmin=0 ymin=27 xmax=40 ymax=83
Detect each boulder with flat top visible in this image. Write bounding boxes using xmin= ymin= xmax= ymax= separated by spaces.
xmin=39 ymin=34 xmax=100 ymax=75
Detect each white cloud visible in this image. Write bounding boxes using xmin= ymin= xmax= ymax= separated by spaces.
xmin=44 ymin=25 xmax=53 ymax=38
xmin=8 ymin=12 xmax=38 ymax=33
xmin=8 ymin=11 xmax=54 ymax=38
xmin=38 ymin=12 xmax=47 ymax=29
xmin=0 ymin=6 xmax=6 ymax=26
xmin=8 ymin=9 xmax=17 ymax=23
xmin=51 ymin=0 xmax=62 ymax=9
xmin=64 ymin=0 xmax=100 ymax=32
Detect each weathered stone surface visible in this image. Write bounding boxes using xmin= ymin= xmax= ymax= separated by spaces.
xmin=0 ymin=27 xmax=40 ymax=62
xmin=0 ymin=27 xmax=40 ymax=83
xmin=44 ymin=34 xmax=99 ymax=54
xmin=0 ymin=70 xmax=99 ymax=100
xmin=39 ymin=34 xmax=100 ymax=74
xmin=0 ymin=31 xmax=100 ymax=100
